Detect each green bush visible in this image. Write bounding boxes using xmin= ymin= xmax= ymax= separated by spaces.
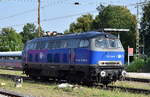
xmin=143 ymin=57 xmax=150 ymax=72
xmin=127 ymin=58 xmax=145 ymax=72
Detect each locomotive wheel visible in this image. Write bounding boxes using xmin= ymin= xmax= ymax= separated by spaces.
xmin=40 ymin=76 xmax=49 ymax=81
xmin=23 ymin=64 xmax=29 ymax=75
xmin=29 ymin=75 xmax=38 ymax=80
xmin=101 ymin=81 xmax=110 ymax=86
xmin=83 ymin=81 xmax=93 ymax=86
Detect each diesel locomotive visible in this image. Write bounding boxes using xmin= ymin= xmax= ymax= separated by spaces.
xmin=22 ymin=31 xmax=126 ymax=85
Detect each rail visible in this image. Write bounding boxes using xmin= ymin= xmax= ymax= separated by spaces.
xmin=97 ymin=85 xmax=150 ymax=95
xmin=124 ymin=77 xmax=150 ymax=83
xmin=0 ymin=89 xmax=32 ymax=97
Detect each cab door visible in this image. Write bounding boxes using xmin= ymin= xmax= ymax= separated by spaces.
xmin=74 ymin=39 xmax=90 ymax=64
xmin=68 ymin=39 xmax=79 ymax=65
xmin=69 ymin=48 xmax=75 ymax=64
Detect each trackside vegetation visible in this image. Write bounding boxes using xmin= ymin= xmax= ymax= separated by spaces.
xmin=0 ymin=77 xmax=149 ymax=97
xmin=127 ymin=58 xmax=145 ymax=72
xmin=0 ymin=69 xmax=149 ymax=97
xmin=127 ymin=57 xmax=150 ymax=72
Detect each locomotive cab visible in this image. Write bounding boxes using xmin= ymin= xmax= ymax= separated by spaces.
xmin=89 ymin=34 xmax=125 ymax=85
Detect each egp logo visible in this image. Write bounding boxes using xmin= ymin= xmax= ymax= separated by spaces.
xmin=118 ymin=55 xmax=123 ymax=58
xmin=39 ymin=52 xmax=44 ymax=59
xmin=106 ymin=54 xmax=124 ymax=59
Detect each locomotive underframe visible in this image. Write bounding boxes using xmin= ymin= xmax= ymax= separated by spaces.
xmin=23 ymin=63 xmax=124 ymax=85
xmin=89 ymin=65 xmax=123 ymax=84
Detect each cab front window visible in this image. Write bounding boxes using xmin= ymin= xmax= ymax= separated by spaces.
xmin=95 ymin=38 xmax=108 ymax=48
xmin=108 ymin=39 xmax=122 ymax=48
xmin=95 ymin=38 xmax=122 ymax=48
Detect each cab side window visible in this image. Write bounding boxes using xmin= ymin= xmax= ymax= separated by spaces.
xmin=67 ymin=39 xmax=80 ymax=48
xmin=79 ymin=39 xmax=89 ymax=48
xmin=36 ymin=41 xmax=46 ymax=50
xmin=48 ymin=41 xmax=56 ymax=49
xmin=60 ymin=40 xmax=67 ymax=48
xmin=26 ymin=42 xmax=34 ymax=50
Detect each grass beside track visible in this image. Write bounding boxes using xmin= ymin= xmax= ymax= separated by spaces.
xmin=0 ymin=70 xmax=23 ymax=76
xmin=0 ymin=69 xmax=149 ymax=97
xmin=113 ymin=81 xmax=150 ymax=90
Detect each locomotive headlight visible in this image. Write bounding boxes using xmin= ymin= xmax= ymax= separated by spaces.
xmin=98 ymin=61 xmax=106 ymax=66
xmin=119 ymin=62 xmax=123 ymax=66
xmin=98 ymin=61 xmax=101 ymax=65
xmin=100 ymin=71 xmax=106 ymax=77
xmin=98 ymin=61 xmax=123 ymax=66
xmin=121 ymin=70 xmax=126 ymax=77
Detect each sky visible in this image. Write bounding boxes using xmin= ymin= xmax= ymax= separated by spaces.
xmin=0 ymin=0 xmax=147 ymax=33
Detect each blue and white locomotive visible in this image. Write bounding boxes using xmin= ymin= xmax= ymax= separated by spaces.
xmin=22 ymin=31 xmax=126 ymax=85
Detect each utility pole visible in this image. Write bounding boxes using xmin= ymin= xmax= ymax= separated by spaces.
xmin=38 ymin=0 xmax=41 ymax=37
xmin=136 ymin=0 xmax=140 ymax=58
xmin=135 ymin=0 xmax=149 ymax=58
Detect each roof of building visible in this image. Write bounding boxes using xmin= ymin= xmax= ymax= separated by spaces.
xmin=0 ymin=51 xmax=22 ymax=56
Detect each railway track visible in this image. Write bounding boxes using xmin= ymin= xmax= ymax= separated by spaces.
xmin=0 ymin=73 xmax=150 ymax=95
xmin=124 ymin=77 xmax=150 ymax=83
xmin=0 ymin=89 xmax=32 ymax=97
xmin=97 ymin=85 xmax=150 ymax=95
xmin=1 ymin=68 xmax=150 ymax=83
xmin=0 ymin=74 xmax=29 ymax=81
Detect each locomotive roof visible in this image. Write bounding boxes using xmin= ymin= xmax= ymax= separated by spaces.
xmin=29 ymin=31 xmax=117 ymax=42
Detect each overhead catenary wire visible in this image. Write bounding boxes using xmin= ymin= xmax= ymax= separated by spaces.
xmin=0 ymin=0 xmax=131 ymax=22
xmin=0 ymin=1 xmax=149 ymax=28
xmin=0 ymin=2 xmax=73 ymax=21
xmin=0 ymin=0 xmax=149 ymax=30
xmin=0 ymin=0 xmax=72 ymax=21
xmin=125 ymin=0 xmax=150 ymax=7
xmin=42 ymin=10 xmax=97 ymax=22
xmin=0 ymin=9 xmax=36 ymax=21
xmin=0 ymin=10 xmax=98 ymax=29
xmin=0 ymin=0 xmax=106 ymax=22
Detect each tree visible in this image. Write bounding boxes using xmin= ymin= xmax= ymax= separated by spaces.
xmin=20 ymin=23 xmax=44 ymax=44
xmin=64 ymin=14 xmax=94 ymax=34
xmin=0 ymin=28 xmax=23 ymax=51
xmin=64 ymin=29 xmax=69 ymax=34
xmin=141 ymin=2 xmax=150 ymax=56
xmin=20 ymin=23 xmax=37 ymax=44
xmin=20 ymin=23 xmax=44 ymax=43
xmin=93 ymin=5 xmax=137 ymax=51
xmin=64 ymin=5 xmax=137 ymax=55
